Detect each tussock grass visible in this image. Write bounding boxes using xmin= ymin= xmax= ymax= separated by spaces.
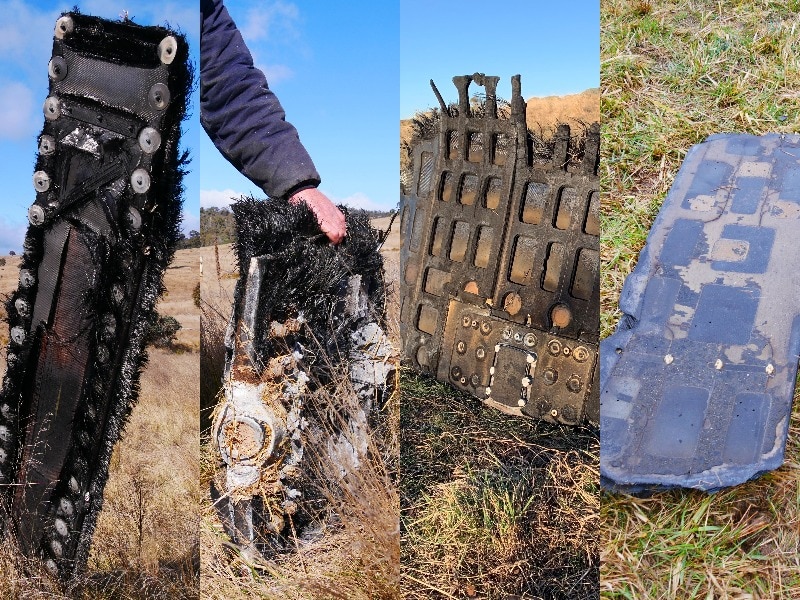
xmin=601 ymin=1 xmax=800 ymax=597
xmin=401 ymin=372 xmax=599 ymax=599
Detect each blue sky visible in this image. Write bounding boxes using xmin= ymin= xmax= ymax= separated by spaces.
xmin=401 ymin=0 xmax=600 ymax=118
xmin=0 ymin=0 xmax=199 ymax=253
xmin=200 ymin=0 xmax=399 ymax=213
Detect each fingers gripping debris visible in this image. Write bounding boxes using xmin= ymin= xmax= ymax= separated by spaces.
xmin=0 ymin=13 xmax=189 ymax=577
xmin=212 ymin=198 xmax=393 ymax=557
xmin=399 ymin=74 xmax=600 ymax=425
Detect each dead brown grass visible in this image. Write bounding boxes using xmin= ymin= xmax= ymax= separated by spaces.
xmin=0 ymin=247 xmax=201 ymax=598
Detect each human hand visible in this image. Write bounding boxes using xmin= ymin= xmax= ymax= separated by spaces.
xmin=288 ymin=188 xmax=347 ymax=244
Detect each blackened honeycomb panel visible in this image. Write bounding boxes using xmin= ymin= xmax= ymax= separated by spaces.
xmin=601 ymin=133 xmax=800 ymax=492
xmin=400 ymin=74 xmax=600 ymax=424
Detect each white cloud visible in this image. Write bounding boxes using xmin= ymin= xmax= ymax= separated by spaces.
xmin=258 ymin=63 xmax=293 ymax=85
xmin=239 ymin=1 xmax=300 ymax=43
xmin=181 ymin=209 xmax=200 ymax=235
xmin=0 ymin=81 xmax=37 ymax=140
xmin=200 ymin=188 xmax=246 ymax=208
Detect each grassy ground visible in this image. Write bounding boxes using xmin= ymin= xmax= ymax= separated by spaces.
xmin=0 ymin=247 xmax=201 ymax=598
xmin=601 ymin=0 xmax=800 ymax=597
xmin=401 ymin=373 xmax=599 ymax=599
xmin=198 ymin=218 xmax=401 ymax=599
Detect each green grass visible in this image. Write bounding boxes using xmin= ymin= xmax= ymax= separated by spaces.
xmin=401 ymin=371 xmax=599 ymax=599
xmin=601 ymin=0 xmax=800 ymax=597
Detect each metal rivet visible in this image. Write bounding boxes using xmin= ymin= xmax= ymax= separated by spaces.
xmin=550 ymin=409 xmax=559 ymax=418
xmin=524 ymin=333 xmax=536 ymax=347
xmin=33 ymin=171 xmax=50 ymax=193
xmin=130 ymin=169 xmax=151 ymax=194
xmin=39 ymin=135 xmax=56 ymax=155
xmin=126 ymin=206 xmax=142 ymax=230
xmin=0 ymin=426 xmax=9 ymax=441
xmin=573 ymin=345 xmax=589 ymax=362
xmin=158 ymin=36 xmax=178 ymax=64
xmin=475 ymin=347 xmax=485 ymax=360
xmin=54 ymin=15 xmax=73 ymax=39
xmin=456 ymin=341 xmax=466 ymax=354
xmin=54 ymin=518 xmax=68 ymax=537
xmin=10 ymin=327 xmax=25 ymax=345
xmin=48 ymin=56 xmax=68 ymax=81
xmin=459 ymin=376 xmax=467 ymax=385
xmin=548 ymin=339 xmax=561 ymax=356
xmin=148 ymin=83 xmax=170 ymax=111
xmin=28 ymin=204 xmax=45 ymax=226
xmin=50 ymin=539 xmax=63 ymax=558
xmin=502 ymin=327 xmax=512 ymax=340
xmin=0 ymin=448 xmax=6 ymax=463
xmin=470 ymin=374 xmax=480 ymax=386
xmin=14 ymin=298 xmax=29 ymax=318
xmin=480 ymin=321 xmax=491 ymax=334
xmin=138 ymin=127 xmax=161 ymax=154
xmin=461 ymin=315 xmax=471 ymax=327
xmin=567 ymin=376 xmax=582 ymax=393
xmin=543 ymin=368 xmax=557 ymax=385
xmin=19 ymin=269 xmax=35 ymax=288
xmin=59 ymin=497 xmax=74 ymax=517
xmin=43 ymin=97 xmax=60 ymax=120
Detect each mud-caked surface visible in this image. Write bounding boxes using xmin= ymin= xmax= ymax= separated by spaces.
xmin=601 ymin=133 xmax=800 ymax=492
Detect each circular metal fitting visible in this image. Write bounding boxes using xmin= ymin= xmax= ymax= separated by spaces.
xmin=138 ymin=127 xmax=162 ymax=154
xmin=96 ymin=344 xmax=110 ymax=365
xmin=573 ymin=345 xmax=589 ymax=362
xmin=14 ymin=298 xmax=30 ymax=318
xmin=502 ymin=326 xmax=513 ymax=340
xmin=471 ymin=319 xmax=478 ymax=329
xmin=54 ymin=15 xmax=74 ymax=39
xmin=480 ymin=321 xmax=491 ymax=335
xmin=561 ymin=405 xmax=577 ymax=423
xmin=50 ymin=539 xmax=63 ymax=559
xmin=567 ymin=375 xmax=583 ymax=393
xmin=0 ymin=426 xmax=9 ymax=442
xmin=543 ymin=368 xmax=558 ymax=385
xmin=48 ymin=56 xmax=68 ymax=81
xmin=459 ymin=376 xmax=467 ymax=385
xmin=59 ymin=497 xmax=74 ymax=517
xmin=450 ymin=366 xmax=462 ymax=380
xmin=461 ymin=315 xmax=471 ymax=327
xmin=158 ymin=36 xmax=178 ymax=64
xmin=563 ymin=346 xmax=571 ymax=356
xmin=550 ymin=408 xmax=559 ymax=418
xmin=33 ymin=171 xmax=51 ymax=193
xmin=130 ymin=169 xmax=151 ymax=194
xmin=547 ymin=339 xmax=562 ymax=356
xmin=470 ymin=374 xmax=480 ymax=386
xmin=19 ymin=269 xmax=35 ymax=288
xmin=68 ymin=476 xmax=80 ymax=494
xmin=456 ymin=340 xmax=467 ymax=354
xmin=54 ymin=518 xmax=68 ymax=537
xmin=475 ymin=346 xmax=486 ymax=360
xmin=218 ymin=416 xmax=266 ymax=463
xmin=514 ymin=332 xmax=522 ymax=342
xmin=111 ymin=284 xmax=125 ymax=306
xmin=10 ymin=326 xmax=25 ymax=345
xmin=551 ymin=304 xmax=572 ymax=328
xmin=43 ymin=96 xmax=61 ymax=120
xmin=39 ymin=135 xmax=56 ymax=155
xmin=126 ymin=206 xmax=142 ymax=230
xmin=523 ymin=333 xmax=537 ymax=347
xmin=148 ymin=83 xmax=170 ymax=111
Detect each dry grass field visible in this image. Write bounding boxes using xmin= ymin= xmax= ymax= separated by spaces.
xmin=601 ymin=1 xmax=800 ymax=597
xmin=199 ymin=215 xmax=401 ymax=599
xmin=399 ymin=95 xmax=601 ymax=598
xmin=0 ymin=247 xmax=201 ymax=598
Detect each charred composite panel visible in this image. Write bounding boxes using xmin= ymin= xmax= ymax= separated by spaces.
xmin=400 ymin=74 xmax=600 ymax=425
xmin=0 ymin=14 xmax=189 ymax=576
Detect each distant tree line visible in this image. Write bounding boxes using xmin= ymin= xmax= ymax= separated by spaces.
xmin=174 ymin=205 xmax=393 ymax=250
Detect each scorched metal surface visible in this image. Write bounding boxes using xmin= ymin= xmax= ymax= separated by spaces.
xmin=601 ymin=133 xmax=800 ymax=493
xmin=400 ymin=74 xmax=600 ymax=424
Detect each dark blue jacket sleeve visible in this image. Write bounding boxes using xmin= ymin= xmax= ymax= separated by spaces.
xmin=200 ymin=0 xmax=320 ymax=198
